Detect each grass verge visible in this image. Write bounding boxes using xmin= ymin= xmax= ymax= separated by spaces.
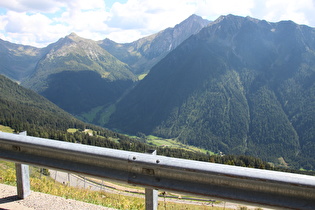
xmin=0 ymin=125 xmax=14 ymax=133
xmin=0 ymin=161 xmax=231 ymax=209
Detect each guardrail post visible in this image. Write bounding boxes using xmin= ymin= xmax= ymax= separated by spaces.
xmin=15 ymin=131 xmax=30 ymax=199
xmin=145 ymin=150 xmax=158 ymax=210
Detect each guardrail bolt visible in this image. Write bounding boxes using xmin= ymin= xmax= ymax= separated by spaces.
xmin=156 ymin=160 xmax=160 ymax=164
xmin=12 ymin=145 xmax=21 ymax=151
xmin=133 ymin=156 xmax=136 ymax=160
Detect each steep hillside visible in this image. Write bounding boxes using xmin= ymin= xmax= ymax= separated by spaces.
xmin=0 ymin=74 xmax=85 ymax=133
xmin=99 ymin=14 xmax=210 ymax=75
xmin=21 ymin=33 xmax=138 ymax=117
xmin=0 ymin=15 xmax=209 ymax=124
xmin=0 ymin=74 xmax=153 ymax=152
xmin=0 ymin=39 xmax=43 ymax=81
xmin=108 ymin=15 xmax=315 ymax=169
xmin=2 ymin=73 xmax=259 ymax=167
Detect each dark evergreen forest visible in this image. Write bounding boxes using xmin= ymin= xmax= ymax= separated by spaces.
xmin=1 ymin=74 xmax=313 ymax=175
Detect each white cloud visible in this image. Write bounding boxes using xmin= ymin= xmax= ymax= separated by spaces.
xmin=108 ymin=0 xmax=195 ymax=31
xmin=106 ymin=0 xmax=196 ymax=41
xmin=0 ymin=0 xmax=64 ymax=13
xmin=0 ymin=0 xmax=110 ymax=47
xmin=58 ymin=8 xmax=110 ymax=31
xmin=106 ymin=29 xmax=144 ymax=43
xmin=4 ymin=11 xmax=51 ymax=33
xmin=66 ymin=0 xmax=106 ymax=11
xmin=263 ymin=0 xmax=315 ymax=25
xmin=0 ymin=0 xmax=106 ymax=13
xmin=0 ymin=0 xmax=315 ymax=47
xmin=194 ymin=0 xmax=255 ymax=20
xmin=1 ymin=11 xmax=68 ymax=46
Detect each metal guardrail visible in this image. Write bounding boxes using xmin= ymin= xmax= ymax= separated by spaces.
xmin=1 ymin=132 xmax=315 ymax=209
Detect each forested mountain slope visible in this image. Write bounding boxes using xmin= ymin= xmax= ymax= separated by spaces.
xmin=2 ymin=73 xmax=278 ymax=169
xmin=99 ymin=14 xmax=210 ymax=75
xmin=108 ymin=15 xmax=315 ymax=169
xmin=21 ymin=33 xmax=138 ymax=117
xmin=0 ymin=74 xmax=85 ymax=134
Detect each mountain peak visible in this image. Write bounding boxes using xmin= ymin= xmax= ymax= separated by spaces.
xmin=68 ymin=32 xmax=78 ymax=36
xmin=212 ymin=14 xmax=264 ymax=27
xmin=212 ymin=14 xmax=245 ymax=24
xmin=65 ymin=32 xmax=81 ymax=41
xmin=186 ymin=14 xmax=206 ymax=21
xmin=99 ymin=14 xmax=210 ymax=75
xmin=175 ymin=14 xmax=210 ymax=29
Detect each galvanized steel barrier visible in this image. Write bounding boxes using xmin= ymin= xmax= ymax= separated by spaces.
xmin=1 ymin=131 xmax=315 ymax=209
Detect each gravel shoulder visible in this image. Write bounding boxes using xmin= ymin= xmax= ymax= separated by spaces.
xmin=0 ymin=183 xmax=116 ymax=210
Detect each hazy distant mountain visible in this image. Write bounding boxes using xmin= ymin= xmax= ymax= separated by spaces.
xmin=0 ymin=39 xmax=43 ymax=81
xmin=99 ymin=14 xmax=210 ymax=75
xmin=108 ymin=15 xmax=315 ymax=169
xmin=0 ymin=15 xmax=209 ymax=123
xmin=21 ymin=33 xmax=138 ymax=117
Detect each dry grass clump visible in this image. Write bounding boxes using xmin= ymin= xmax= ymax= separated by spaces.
xmin=0 ymin=161 xmax=229 ymax=209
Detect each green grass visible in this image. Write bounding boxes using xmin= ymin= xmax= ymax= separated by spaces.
xmin=147 ymin=138 xmax=174 ymax=147
xmin=146 ymin=135 xmax=161 ymax=140
xmin=123 ymin=133 xmax=215 ymax=155
xmin=146 ymin=136 xmax=215 ymax=155
xmin=83 ymin=129 xmax=93 ymax=135
xmin=67 ymin=127 xmax=120 ymax=142
xmin=0 ymin=125 xmax=14 ymax=133
xmin=138 ymin=74 xmax=147 ymax=80
xmin=67 ymin=128 xmax=79 ymax=133
xmin=80 ymin=106 xmax=104 ymax=122
xmin=98 ymin=104 xmax=116 ymax=125
xmin=78 ymin=104 xmax=116 ymax=126
xmin=0 ymin=160 xmax=230 ymax=209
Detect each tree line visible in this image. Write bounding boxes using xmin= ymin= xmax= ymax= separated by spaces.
xmin=1 ymin=74 xmax=313 ymax=175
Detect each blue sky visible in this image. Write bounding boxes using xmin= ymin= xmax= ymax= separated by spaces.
xmin=0 ymin=0 xmax=315 ymax=47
